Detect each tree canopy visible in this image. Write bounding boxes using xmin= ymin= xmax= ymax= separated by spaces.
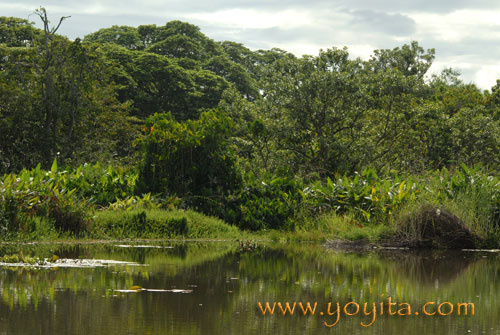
xmin=2 ymin=11 xmax=500 ymax=180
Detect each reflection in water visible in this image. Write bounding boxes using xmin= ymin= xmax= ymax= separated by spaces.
xmin=380 ymin=250 xmax=478 ymax=286
xmin=0 ymin=242 xmax=498 ymax=334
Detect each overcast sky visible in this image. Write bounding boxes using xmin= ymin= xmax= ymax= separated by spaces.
xmin=2 ymin=1 xmax=500 ymax=89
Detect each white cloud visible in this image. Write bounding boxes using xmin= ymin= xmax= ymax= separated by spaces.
xmin=475 ymin=65 xmax=500 ymax=88
xmin=346 ymin=44 xmax=376 ymax=59
xmin=186 ymin=8 xmax=313 ymax=30
xmin=410 ymin=9 xmax=500 ymax=42
xmin=406 ymin=9 xmax=500 ymax=88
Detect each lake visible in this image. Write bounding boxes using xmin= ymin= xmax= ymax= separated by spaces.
xmin=0 ymin=241 xmax=498 ymax=334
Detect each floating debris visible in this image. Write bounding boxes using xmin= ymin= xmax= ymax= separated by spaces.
xmin=129 ymin=285 xmax=142 ymax=291
xmin=0 ymin=258 xmax=143 ymax=269
xmin=52 ymin=259 xmax=143 ymax=268
xmin=462 ymin=249 xmax=500 ymax=253
xmin=114 ymin=245 xmax=174 ymax=249
xmin=165 ymin=289 xmax=193 ymax=293
xmin=114 ymin=288 xmax=193 ymax=293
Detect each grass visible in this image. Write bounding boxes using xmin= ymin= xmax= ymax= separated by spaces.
xmin=89 ymin=208 xmax=246 ymax=239
xmin=88 ymin=207 xmax=395 ymax=244
xmin=265 ymin=211 xmax=395 ymax=243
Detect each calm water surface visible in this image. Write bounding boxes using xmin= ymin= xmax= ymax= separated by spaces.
xmin=0 ymin=241 xmax=498 ymax=334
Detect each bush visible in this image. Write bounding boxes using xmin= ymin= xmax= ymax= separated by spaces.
xmin=135 ymin=110 xmax=241 ymax=214
xmin=390 ymin=164 xmax=500 ymax=248
xmin=223 ymin=174 xmax=303 ymax=230
xmin=0 ymin=161 xmax=91 ymax=237
xmin=303 ymin=168 xmax=419 ymax=223
xmin=0 ymin=194 xmax=19 ymax=235
xmin=61 ymin=162 xmax=137 ymax=206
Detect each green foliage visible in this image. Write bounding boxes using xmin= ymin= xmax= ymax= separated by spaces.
xmin=84 ymin=25 xmax=142 ymax=50
xmin=258 ymin=47 xmax=366 ymax=175
xmin=224 ymin=174 xmax=304 ymax=231
xmin=5 ymin=11 xmax=500 ymax=244
xmin=60 ymin=162 xmax=137 ymax=206
xmin=110 ymin=210 xmax=188 ymax=238
xmin=107 ymin=193 xmax=180 ymax=211
xmin=135 ymin=110 xmax=241 ymax=213
xmin=304 ymin=168 xmax=419 ymax=223
xmin=0 ymin=160 xmax=138 ymax=237
xmin=368 ymin=41 xmax=435 ymax=78
xmin=290 ymin=211 xmax=393 ymax=243
xmin=448 ymin=108 xmax=500 ymax=166
xmin=83 ymin=20 xmax=257 ymax=122
xmin=204 ymin=55 xmax=258 ymax=99
xmin=0 ymin=163 xmax=90 ymax=236
xmin=95 ymin=43 xmax=230 ymax=121
xmin=91 ymin=209 xmax=240 ymax=239
xmin=435 ymin=165 xmax=500 ymax=236
xmin=0 ymin=16 xmax=40 ymax=47
xmin=220 ymin=168 xmax=420 ymax=231
xmin=0 ymin=12 xmax=135 ymax=172
xmin=3 ymin=160 xmax=137 ymax=206
xmin=389 ymin=164 xmax=500 ymax=247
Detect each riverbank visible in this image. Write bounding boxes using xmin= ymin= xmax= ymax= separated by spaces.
xmin=2 ymin=162 xmax=500 ymax=248
xmin=0 ymin=207 xmax=377 ymax=243
xmin=0 ymin=206 xmax=490 ymax=250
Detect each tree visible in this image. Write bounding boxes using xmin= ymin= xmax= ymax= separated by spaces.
xmin=0 ymin=16 xmax=39 ymax=47
xmin=367 ymin=41 xmax=435 ymax=79
xmin=204 ymin=55 xmax=258 ymax=99
xmin=96 ymin=43 xmax=230 ymax=120
xmin=448 ymin=107 xmax=500 ymax=166
xmin=146 ymin=34 xmax=203 ymax=59
xmin=259 ymin=47 xmax=366 ymax=175
xmin=0 ymin=10 xmax=135 ymax=172
xmin=218 ymin=87 xmax=274 ymax=173
xmin=84 ymin=25 xmax=142 ymax=50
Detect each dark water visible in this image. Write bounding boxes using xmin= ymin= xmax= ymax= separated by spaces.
xmin=0 ymin=241 xmax=498 ymax=334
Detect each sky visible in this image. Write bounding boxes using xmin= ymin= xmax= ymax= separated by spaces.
xmin=2 ymin=1 xmax=500 ymax=89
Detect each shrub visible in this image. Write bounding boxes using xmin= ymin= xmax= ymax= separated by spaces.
xmin=0 ymin=161 xmax=91 ymax=236
xmin=303 ymin=168 xmax=419 ymax=223
xmin=135 ymin=110 xmax=241 ymax=213
xmin=223 ymin=174 xmax=303 ymax=230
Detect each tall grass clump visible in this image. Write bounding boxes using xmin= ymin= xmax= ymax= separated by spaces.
xmin=435 ymin=164 xmax=500 ymax=246
xmin=289 ymin=210 xmax=394 ymax=243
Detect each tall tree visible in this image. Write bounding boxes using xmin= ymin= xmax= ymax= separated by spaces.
xmin=0 ymin=9 xmax=135 ymax=171
xmin=259 ymin=47 xmax=366 ymax=175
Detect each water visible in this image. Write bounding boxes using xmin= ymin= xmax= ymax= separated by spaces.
xmin=0 ymin=241 xmax=498 ymax=334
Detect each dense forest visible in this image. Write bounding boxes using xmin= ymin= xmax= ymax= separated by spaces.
xmin=2 ymin=9 xmax=500 ymax=246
